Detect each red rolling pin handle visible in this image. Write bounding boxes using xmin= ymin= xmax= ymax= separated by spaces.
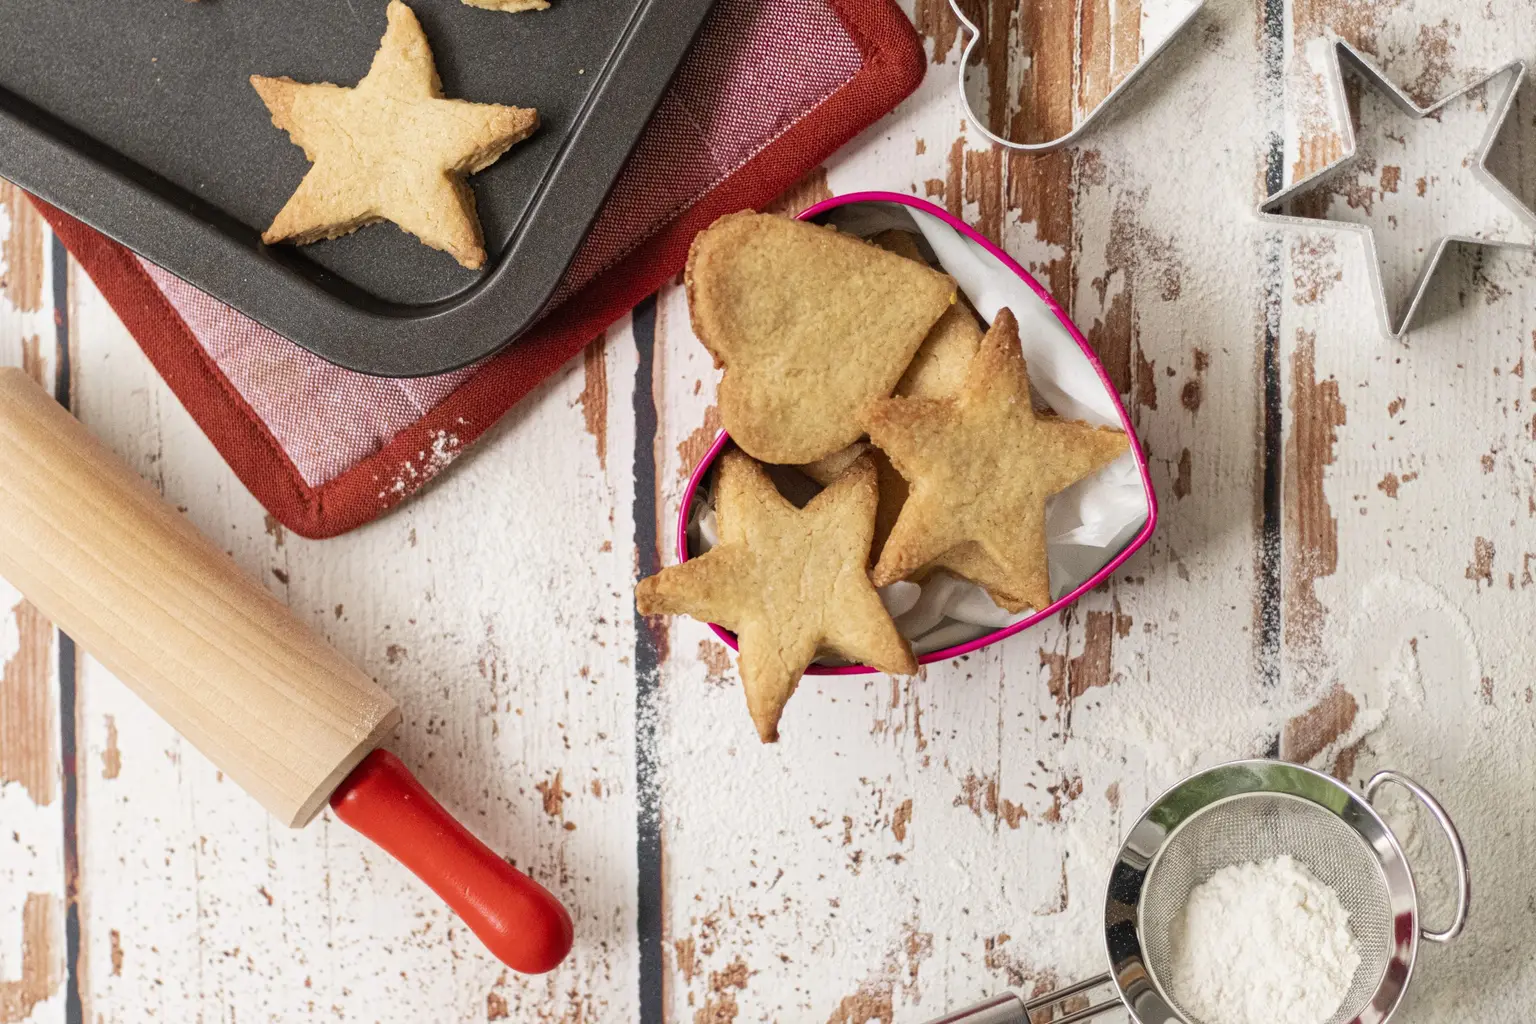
xmin=329 ymin=750 xmax=574 ymax=974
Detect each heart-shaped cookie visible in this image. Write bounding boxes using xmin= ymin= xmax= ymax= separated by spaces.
xmin=685 ymin=212 xmax=956 ymax=464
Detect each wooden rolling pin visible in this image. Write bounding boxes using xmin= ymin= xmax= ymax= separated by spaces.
xmin=0 ymin=368 xmax=572 ymax=973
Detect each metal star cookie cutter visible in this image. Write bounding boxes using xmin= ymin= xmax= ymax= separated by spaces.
xmin=1259 ymin=39 xmax=1536 ymax=339
xmin=947 ymin=0 xmax=1206 ymax=153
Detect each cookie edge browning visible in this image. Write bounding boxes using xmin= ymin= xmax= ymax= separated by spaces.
xmin=872 ymin=229 xmax=1016 ymax=597
xmin=634 ymin=544 xmax=755 ymax=629
xmin=860 ymin=391 xmax=962 ymax=587
xmin=862 ymin=308 xmax=1038 ymax=594
xmin=448 ymin=101 xmax=541 ymax=176
xmin=683 ymin=211 xmax=753 ymax=373
xmin=922 ymin=548 xmax=1033 ymax=614
xmin=798 ymin=441 xmax=870 ymax=487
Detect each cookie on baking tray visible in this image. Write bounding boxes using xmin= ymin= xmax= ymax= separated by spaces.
xmin=462 ymin=0 xmax=549 ymax=9
xmin=252 ymin=0 xmax=538 ymax=270
xmin=685 ymin=212 xmax=957 ymax=464
xmin=862 ymin=308 xmax=1129 ymax=612
xmin=636 ymin=450 xmax=916 ymax=742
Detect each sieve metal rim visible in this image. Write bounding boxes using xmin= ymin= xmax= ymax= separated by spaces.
xmin=1136 ymin=791 xmax=1392 ymax=1024
xmin=1100 ymin=760 xmax=1419 ymax=1024
xmin=920 ymin=761 xmax=1467 ymax=1024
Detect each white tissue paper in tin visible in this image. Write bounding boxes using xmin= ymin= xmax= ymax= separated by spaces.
xmin=688 ymin=202 xmax=1151 ymax=657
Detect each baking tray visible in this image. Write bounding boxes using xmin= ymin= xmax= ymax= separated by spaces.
xmin=0 ymin=0 xmax=715 ymax=377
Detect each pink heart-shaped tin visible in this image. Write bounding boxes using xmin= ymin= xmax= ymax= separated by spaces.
xmin=675 ymin=192 xmax=1158 ymax=674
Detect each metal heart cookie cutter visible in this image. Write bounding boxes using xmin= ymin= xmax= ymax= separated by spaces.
xmin=947 ymin=0 xmax=1206 ymax=152
xmin=1259 ymin=39 xmax=1536 ymax=339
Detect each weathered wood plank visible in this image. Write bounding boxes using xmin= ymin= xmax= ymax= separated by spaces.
xmin=647 ymin=3 xmax=1275 ymax=1020
xmin=3 ymin=0 xmax=1534 ymax=1019
xmin=0 ymin=185 xmax=66 ymax=1024
xmin=0 ymin=185 xmax=55 ymax=389
xmin=0 ymin=588 xmax=65 ymax=1024
xmin=1274 ymin=4 xmax=1536 ymax=1021
xmin=64 ymin=268 xmax=642 ymax=1022
xmin=953 ymin=0 xmax=1196 ymax=148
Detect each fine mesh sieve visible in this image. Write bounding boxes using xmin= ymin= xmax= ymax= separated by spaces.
xmin=1137 ymin=793 xmax=1393 ymax=1024
xmin=925 ymin=760 xmax=1469 ymax=1024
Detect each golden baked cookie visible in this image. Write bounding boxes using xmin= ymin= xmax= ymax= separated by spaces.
xmin=916 ymin=358 xmax=1031 ymax=613
xmin=866 ymin=229 xmax=986 ymax=402
xmin=867 ymin=228 xmax=923 ymax=262
xmin=636 ymin=450 xmax=916 ymax=742
xmin=462 ymin=0 xmax=549 ymax=9
xmin=867 ymin=231 xmax=1020 ymax=603
xmin=896 ymin=305 xmax=984 ymax=400
xmin=862 ymin=308 xmax=1129 ymax=611
xmin=685 ymin=212 xmax=956 ymax=464
xmin=799 ymin=443 xmax=906 ymax=566
xmin=798 ymin=441 xmax=869 ymax=486
xmin=251 ymin=1 xmax=538 ymax=269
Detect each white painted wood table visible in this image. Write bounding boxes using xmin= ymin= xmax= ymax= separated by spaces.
xmin=3 ymin=1 xmax=1536 ymax=1020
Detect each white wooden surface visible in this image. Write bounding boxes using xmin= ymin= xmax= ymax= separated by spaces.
xmin=3 ymin=0 xmax=1536 ymax=1020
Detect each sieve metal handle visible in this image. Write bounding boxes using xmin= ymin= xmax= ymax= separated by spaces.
xmin=920 ymin=973 xmax=1120 ymax=1024
xmin=1365 ymin=769 xmax=1471 ymax=943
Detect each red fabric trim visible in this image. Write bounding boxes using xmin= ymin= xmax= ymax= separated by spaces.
xmin=38 ymin=205 xmax=322 ymax=527
xmin=31 ymin=0 xmax=925 ymax=540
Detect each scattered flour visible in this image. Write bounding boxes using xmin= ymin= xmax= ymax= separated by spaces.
xmin=377 ymin=429 xmax=463 ymax=500
xmin=1169 ymin=855 xmax=1361 ymax=1024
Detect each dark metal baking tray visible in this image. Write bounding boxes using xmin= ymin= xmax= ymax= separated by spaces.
xmin=0 ymin=0 xmax=714 ymax=376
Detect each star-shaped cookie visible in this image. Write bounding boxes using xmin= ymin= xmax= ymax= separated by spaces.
xmin=862 ymin=308 xmax=1129 ymax=611
xmin=636 ymin=450 xmax=916 ymax=742
xmin=913 ymin=310 xmax=1035 ymax=612
xmin=685 ymin=212 xmax=956 ymax=464
xmin=862 ymin=230 xmax=1034 ymax=608
xmin=251 ymin=0 xmax=539 ymax=269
